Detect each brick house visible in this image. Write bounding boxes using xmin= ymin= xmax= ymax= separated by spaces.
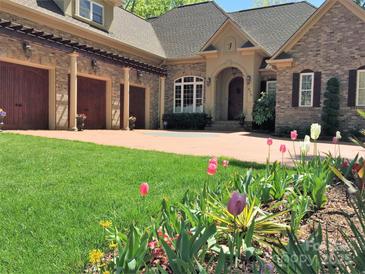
xmin=0 ymin=0 xmax=364 ymax=133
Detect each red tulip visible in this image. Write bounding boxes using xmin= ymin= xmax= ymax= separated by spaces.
xmin=222 ymin=160 xmax=229 ymax=168
xmin=207 ymin=163 xmax=217 ymax=176
xmin=139 ymin=182 xmax=149 ymax=197
xmin=342 ymin=160 xmax=350 ymax=169
xmin=267 ymin=138 xmax=273 ymax=146
xmin=227 ymin=192 xmax=246 ymax=216
xmin=353 ymin=163 xmax=362 ymax=173
xmin=279 ymin=144 xmax=287 ymax=153
xmin=290 ymin=130 xmax=298 ymax=141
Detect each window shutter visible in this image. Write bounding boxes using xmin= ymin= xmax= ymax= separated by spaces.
xmin=348 ymin=70 xmax=357 ymax=107
xmin=313 ymin=72 xmax=321 ymax=107
xmin=292 ymin=73 xmax=300 ymax=107
xmin=260 ymin=81 xmax=266 ymax=93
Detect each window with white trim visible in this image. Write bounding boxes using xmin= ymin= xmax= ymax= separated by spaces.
xmin=79 ymin=0 xmax=104 ymax=25
xmin=357 ymin=70 xmax=365 ymax=106
xmin=174 ymin=76 xmax=204 ymax=113
xmin=299 ymin=73 xmax=314 ymax=107
xmin=266 ymin=80 xmax=277 ymax=94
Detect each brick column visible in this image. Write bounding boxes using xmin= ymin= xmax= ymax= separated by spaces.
xmin=69 ymin=51 xmax=78 ymax=131
xmin=123 ymin=67 xmax=130 ymax=130
xmin=159 ymin=76 xmax=166 ymax=129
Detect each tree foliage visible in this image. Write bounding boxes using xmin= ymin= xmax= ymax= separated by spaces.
xmin=253 ymin=0 xmax=298 ymax=7
xmin=321 ymin=77 xmax=340 ymax=136
xmin=354 ymin=0 xmax=365 ymax=8
xmin=123 ymin=0 xmax=204 ymax=18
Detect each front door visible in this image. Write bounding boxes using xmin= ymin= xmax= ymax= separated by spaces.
xmin=228 ymin=77 xmax=244 ymax=120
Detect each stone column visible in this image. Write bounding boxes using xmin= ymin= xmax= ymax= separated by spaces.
xmin=69 ymin=52 xmax=78 ymax=131
xmin=210 ymin=77 xmax=216 ymax=120
xmin=159 ymin=76 xmax=166 ymax=129
xmin=123 ymin=67 xmax=130 ymax=130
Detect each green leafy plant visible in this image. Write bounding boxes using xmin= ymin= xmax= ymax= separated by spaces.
xmin=252 ymin=91 xmax=276 ymax=128
xmin=110 ymin=225 xmax=150 ymax=274
xmin=207 ymin=194 xmax=289 ymax=248
xmin=158 ymin=222 xmax=217 ymax=273
xmin=321 ymin=77 xmax=340 ymax=136
xmin=162 ymin=113 xmax=209 ymax=130
xmin=272 ymin=225 xmax=324 ymax=274
xmin=288 ymin=193 xmax=310 ymax=233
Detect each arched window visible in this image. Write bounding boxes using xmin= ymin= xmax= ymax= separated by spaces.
xmin=174 ymin=76 xmax=204 ymax=113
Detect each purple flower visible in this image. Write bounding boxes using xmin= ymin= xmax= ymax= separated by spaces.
xmin=0 ymin=111 xmax=6 ymax=117
xmin=227 ymin=192 xmax=246 ymax=216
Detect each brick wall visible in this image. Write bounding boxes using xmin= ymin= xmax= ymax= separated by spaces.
xmin=276 ymin=2 xmax=365 ymax=135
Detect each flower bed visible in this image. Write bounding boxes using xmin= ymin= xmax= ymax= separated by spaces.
xmin=86 ymin=120 xmax=365 ymax=274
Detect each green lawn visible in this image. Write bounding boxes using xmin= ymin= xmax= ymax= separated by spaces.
xmin=0 ymin=133 xmax=263 ymax=273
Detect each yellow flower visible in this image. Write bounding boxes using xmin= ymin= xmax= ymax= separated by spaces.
xmin=89 ymin=249 xmax=104 ymax=265
xmin=103 ymin=272 xmax=110 ymax=274
xmin=109 ymin=242 xmax=118 ymax=249
xmin=99 ymin=220 xmax=112 ymax=229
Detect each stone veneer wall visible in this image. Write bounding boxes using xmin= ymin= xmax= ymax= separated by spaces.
xmin=0 ymin=11 xmax=160 ymax=129
xmin=275 ymin=2 xmax=365 ymax=134
xmin=165 ymin=62 xmax=206 ymax=114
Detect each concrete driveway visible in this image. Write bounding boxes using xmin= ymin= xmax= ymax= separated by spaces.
xmin=10 ymin=130 xmax=364 ymax=164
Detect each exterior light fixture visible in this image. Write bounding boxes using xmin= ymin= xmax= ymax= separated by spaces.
xmin=207 ymin=77 xmax=211 ymax=87
xmin=91 ymin=59 xmax=98 ymax=72
xmin=246 ymin=75 xmax=252 ymax=85
xmin=22 ymin=41 xmax=32 ymax=58
xmin=137 ymin=70 xmax=143 ymax=79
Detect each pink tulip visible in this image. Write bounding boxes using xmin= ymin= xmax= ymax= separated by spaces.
xmin=207 ymin=163 xmax=217 ymax=176
xmin=222 ymin=160 xmax=229 ymax=168
xmin=209 ymin=157 xmax=218 ymax=165
xmin=267 ymin=138 xmax=273 ymax=146
xmin=290 ymin=130 xmax=298 ymax=141
xmin=139 ymin=182 xmax=149 ymax=197
xmin=280 ymin=144 xmax=287 ymax=153
xmin=227 ymin=192 xmax=246 ymax=216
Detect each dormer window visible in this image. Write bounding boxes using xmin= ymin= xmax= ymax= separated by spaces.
xmin=79 ymin=0 xmax=104 ymax=25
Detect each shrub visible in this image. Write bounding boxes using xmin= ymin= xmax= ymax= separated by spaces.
xmin=252 ymin=91 xmax=276 ymax=131
xmin=321 ymin=77 xmax=340 ymax=136
xmin=162 ymin=113 xmax=210 ymax=130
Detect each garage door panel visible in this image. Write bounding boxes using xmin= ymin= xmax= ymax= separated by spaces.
xmin=0 ymin=61 xmax=48 ymax=129
xmin=77 ymin=76 xmax=106 ymax=129
xmin=120 ymin=85 xmax=146 ymax=129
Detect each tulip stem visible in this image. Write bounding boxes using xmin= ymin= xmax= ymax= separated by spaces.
xmin=234 ymin=216 xmax=238 ymax=269
xmin=267 ymin=147 xmax=271 ymax=164
xmin=292 ymin=141 xmax=297 ymax=159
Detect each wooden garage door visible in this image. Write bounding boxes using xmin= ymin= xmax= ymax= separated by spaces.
xmin=0 ymin=61 xmax=49 ymax=130
xmin=120 ymin=85 xmax=146 ymax=129
xmin=77 ymin=76 xmax=106 ymax=129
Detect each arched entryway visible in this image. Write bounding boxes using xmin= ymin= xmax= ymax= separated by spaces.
xmin=228 ymin=76 xmax=244 ymax=120
xmin=214 ymin=67 xmax=244 ymax=121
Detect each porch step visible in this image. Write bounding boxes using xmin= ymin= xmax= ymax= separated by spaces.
xmin=207 ymin=120 xmax=244 ymax=132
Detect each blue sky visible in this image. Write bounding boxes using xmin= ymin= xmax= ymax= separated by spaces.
xmin=215 ymin=0 xmax=325 ymax=12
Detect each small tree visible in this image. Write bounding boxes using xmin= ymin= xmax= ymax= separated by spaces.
xmin=321 ymin=77 xmax=340 ymax=136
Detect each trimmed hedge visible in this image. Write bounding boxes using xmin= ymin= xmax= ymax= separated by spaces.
xmin=162 ymin=113 xmax=210 ymax=130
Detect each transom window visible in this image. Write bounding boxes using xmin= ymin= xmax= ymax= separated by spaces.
xmin=174 ymin=76 xmax=204 ymax=113
xmin=299 ymin=73 xmax=314 ymax=107
xmin=79 ymin=0 xmax=104 ymax=25
xmin=357 ymin=70 xmax=365 ymax=106
xmin=266 ymin=80 xmax=277 ymax=94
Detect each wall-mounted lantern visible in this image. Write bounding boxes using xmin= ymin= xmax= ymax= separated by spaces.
xmin=246 ymin=75 xmax=252 ymax=85
xmin=22 ymin=41 xmax=32 ymax=58
xmin=91 ymin=59 xmax=99 ymax=72
xmin=137 ymin=70 xmax=143 ymax=79
xmin=207 ymin=77 xmax=211 ymax=87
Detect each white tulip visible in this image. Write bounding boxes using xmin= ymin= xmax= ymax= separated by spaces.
xmin=299 ymin=136 xmax=311 ymax=155
xmin=310 ymin=123 xmax=321 ymax=140
xmin=336 ymin=131 xmax=342 ymax=140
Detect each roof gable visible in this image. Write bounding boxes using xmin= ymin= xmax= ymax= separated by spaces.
xmin=271 ymin=0 xmax=365 ymax=60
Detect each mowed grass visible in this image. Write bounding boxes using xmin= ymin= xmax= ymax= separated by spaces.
xmin=0 ymin=133 xmax=264 ymax=273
